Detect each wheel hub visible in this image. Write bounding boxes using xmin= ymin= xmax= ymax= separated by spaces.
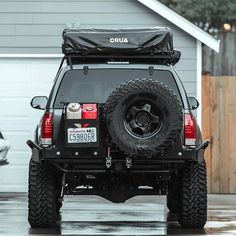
xmin=123 ymin=100 xmax=163 ymax=139
xmin=135 ymin=111 xmax=151 ymax=127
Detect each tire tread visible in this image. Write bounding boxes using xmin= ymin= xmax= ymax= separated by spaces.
xmin=179 ymin=161 xmax=207 ymax=228
xmin=104 ymin=78 xmax=183 ymax=156
xmin=28 ymin=159 xmax=58 ymax=227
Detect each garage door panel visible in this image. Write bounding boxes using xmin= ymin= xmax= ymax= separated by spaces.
xmin=4 ymin=131 xmax=30 ymax=151
xmin=0 ymin=118 xmax=41 ymax=130
xmin=0 ymin=166 xmax=28 ymax=184
xmin=0 ymin=58 xmax=59 ymax=191
xmin=0 ymin=85 xmax=30 ymax=97
xmin=0 ymin=166 xmax=28 ymax=192
xmin=0 ymin=67 xmax=30 ymax=83
xmin=0 ymin=85 xmax=52 ymax=97
xmin=0 ymin=98 xmax=31 ymax=116
xmin=6 ymin=151 xmax=30 ymax=166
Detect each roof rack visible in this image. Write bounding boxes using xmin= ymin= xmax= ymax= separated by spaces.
xmin=63 ymin=51 xmax=180 ymax=69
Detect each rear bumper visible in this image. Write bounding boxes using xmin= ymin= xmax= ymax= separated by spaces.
xmin=27 ymin=140 xmax=209 ymax=172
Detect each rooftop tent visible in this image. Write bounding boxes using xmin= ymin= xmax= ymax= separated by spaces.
xmin=62 ymin=27 xmax=180 ymax=65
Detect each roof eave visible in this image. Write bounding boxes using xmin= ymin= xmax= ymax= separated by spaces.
xmin=137 ymin=0 xmax=220 ymax=52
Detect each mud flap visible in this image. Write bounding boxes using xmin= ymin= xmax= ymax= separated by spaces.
xmin=27 ymin=140 xmax=42 ymax=163
xmin=197 ymin=149 xmax=205 ymax=164
xmin=196 ymin=139 xmax=210 ymax=164
xmin=31 ymin=148 xmax=40 ymax=163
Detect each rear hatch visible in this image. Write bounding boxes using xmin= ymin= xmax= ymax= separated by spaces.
xmin=51 ymin=65 xmax=183 ymax=148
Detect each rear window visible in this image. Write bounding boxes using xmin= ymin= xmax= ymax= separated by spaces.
xmin=54 ymin=68 xmax=181 ymax=108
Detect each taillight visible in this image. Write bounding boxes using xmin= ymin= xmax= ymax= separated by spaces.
xmin=41 ymin=112 xmax=53 ymax=146
xmin=184 ymin=113 xmax=196 ymax=146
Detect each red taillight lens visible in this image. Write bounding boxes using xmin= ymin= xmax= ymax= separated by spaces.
xmin=41 ymin=112 xmax=53 ymax=145
xmin=184 ymin=113 xmax=196 ymax=146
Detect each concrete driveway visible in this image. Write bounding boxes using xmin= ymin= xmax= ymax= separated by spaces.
xmin=0 ymin=193 xmax=236 ymax=235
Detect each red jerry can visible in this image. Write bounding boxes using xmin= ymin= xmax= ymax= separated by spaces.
xmin=82 ymin=104 xmax=98 ymax=127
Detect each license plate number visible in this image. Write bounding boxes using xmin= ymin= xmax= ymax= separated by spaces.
xmin=67 ymin=128 xmax=97 ymax=143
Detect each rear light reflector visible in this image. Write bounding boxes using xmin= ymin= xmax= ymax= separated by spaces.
xmin=41 ymin=112 xmax=53 ymax=146
xmin=184 ymin=113 xmax=196 ymax=146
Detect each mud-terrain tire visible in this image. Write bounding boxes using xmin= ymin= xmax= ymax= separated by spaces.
xmin=104 ymin=78 xmax=183 ymax=156
xmin=28 ymin=158 xmax=58 ymax=227
xmin=167 ymin=179 xmax=181 ymax=213
xmin=56 ymin=201 xmax=63 ymax=213
xmin=178 ymin=161 xmax=207 ymax=228
xmin=56 ymin=176 xmax=63 ymax=213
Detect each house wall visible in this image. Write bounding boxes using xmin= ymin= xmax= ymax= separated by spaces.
xmin=0 ymin=0 xmax=198 ymax=191
xmin=0 ymin=0 xmax=197 ymax=97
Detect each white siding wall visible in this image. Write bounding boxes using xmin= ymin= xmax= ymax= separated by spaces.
xmin=0 ymin=0 xmax=197 ymax=96
xmin=0 ymin=0 xmax=197 ymax=191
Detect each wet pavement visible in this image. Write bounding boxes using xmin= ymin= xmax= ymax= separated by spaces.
xmin=0 ymin=193 xmax=236 ymax=235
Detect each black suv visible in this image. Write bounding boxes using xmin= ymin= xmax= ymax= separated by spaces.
xmin=27 ymin=28 xmax=209 ymax=228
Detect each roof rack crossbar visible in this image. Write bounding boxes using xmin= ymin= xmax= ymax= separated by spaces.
xmin=63 ymin=50 xmax=181 ymax=66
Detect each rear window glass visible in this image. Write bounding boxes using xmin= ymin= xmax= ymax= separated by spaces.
xmin=54 ymin=68 xmax=181 ymax=107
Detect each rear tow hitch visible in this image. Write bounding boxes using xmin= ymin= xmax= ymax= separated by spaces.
xmin=59 ymin=170 xmax=67 ymax=203
xmin=106 ymin=147 xmax=112 ymax=168
xmin=126 ymin=157 xmax=132 ymax=168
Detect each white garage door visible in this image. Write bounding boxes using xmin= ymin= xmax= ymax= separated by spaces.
xmin=0 ymin=57 xmax=61 ymax=192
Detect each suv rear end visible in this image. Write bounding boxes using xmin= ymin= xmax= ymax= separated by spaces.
xmin=27 ymin=27 xmax=209 ymax=229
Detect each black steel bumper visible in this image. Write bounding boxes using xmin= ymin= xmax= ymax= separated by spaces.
xmin=27 ymin=139 xmax=210 ymax=172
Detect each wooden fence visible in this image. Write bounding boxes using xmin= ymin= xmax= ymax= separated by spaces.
xmin=202 ymin=31 xmax=236 ymax=76
xmin=202 ymin=74 xmax=236 ymax=193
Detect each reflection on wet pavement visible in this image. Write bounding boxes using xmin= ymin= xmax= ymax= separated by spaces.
xmin=0 ymin=193 xmax=236 ymax=235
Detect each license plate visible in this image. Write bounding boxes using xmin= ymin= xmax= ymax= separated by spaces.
xmin=67 ymin=127 xmax=97 ymax=143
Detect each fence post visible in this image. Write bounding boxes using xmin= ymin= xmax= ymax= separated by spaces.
xmin=202 ymin=73 xmax=212 ymax=193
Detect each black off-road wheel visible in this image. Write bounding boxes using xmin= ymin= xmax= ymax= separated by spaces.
xmin=104 ymin=78 xmax=183 ymax=156
xmin=178 ymin=161 xmax=207 ymax=228
xmin=28 ymin=158 xmax=59 ymax=228
xmin=56 ymin=201 xmax=63 ymax=213
xmin=56 ymin=175 xmax=63 ymax=213
xmin=167 ymin=179 xmax=181 ymax=213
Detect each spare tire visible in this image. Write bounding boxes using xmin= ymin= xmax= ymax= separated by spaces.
xmin=104 ymin=78 xmax=183 ymax=157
